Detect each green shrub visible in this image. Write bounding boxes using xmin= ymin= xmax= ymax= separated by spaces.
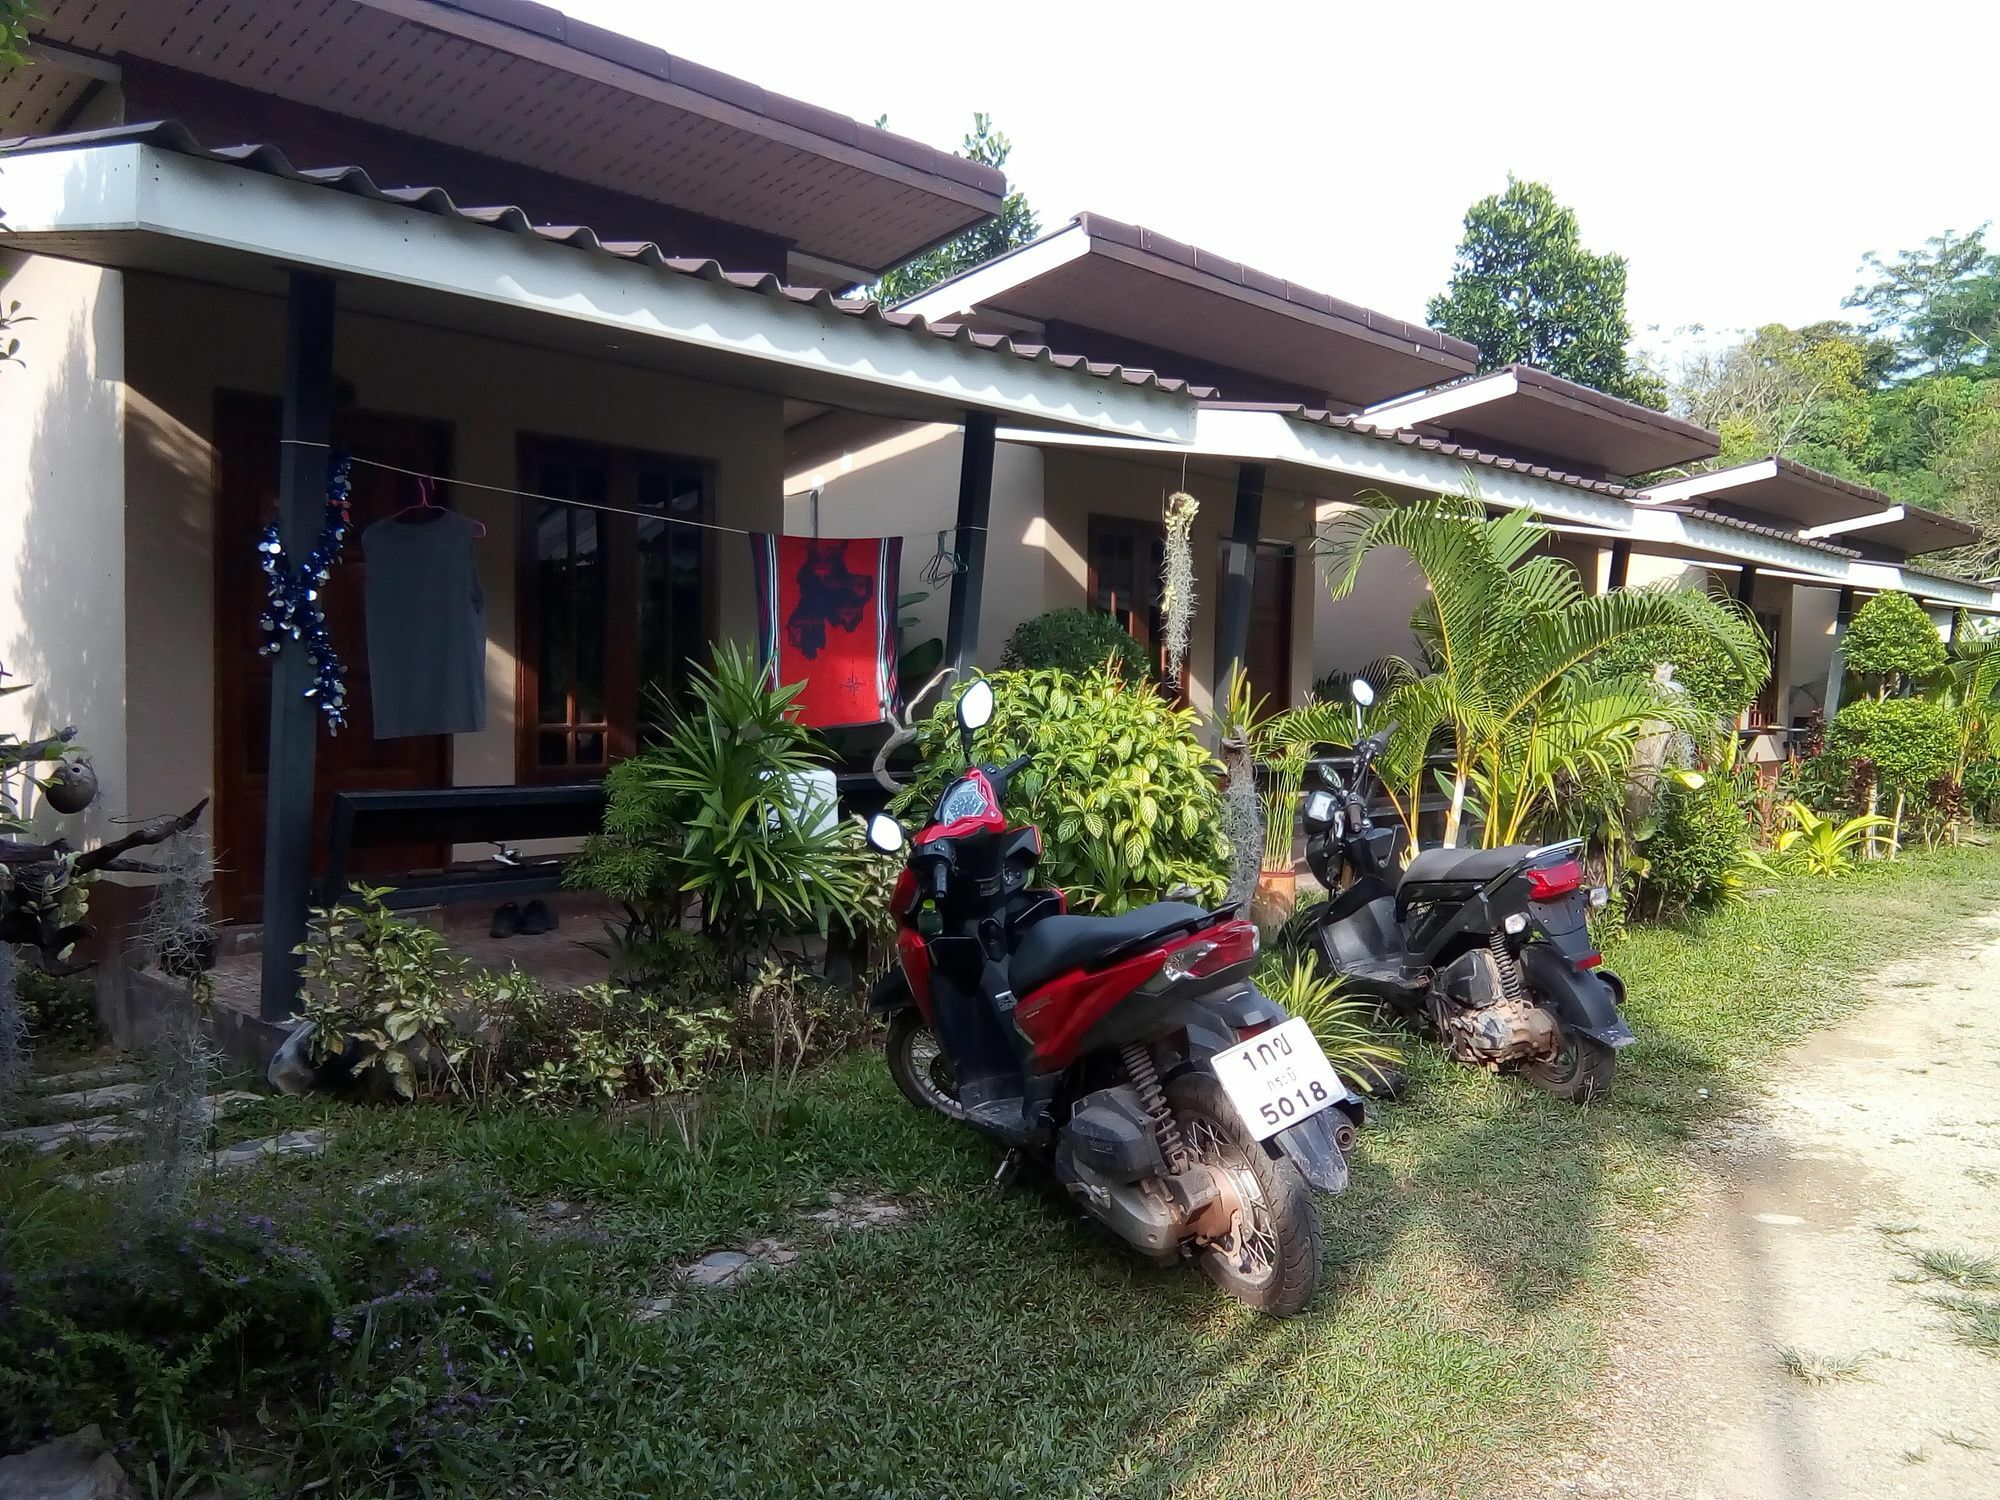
xmin=1842 ymin=591 xmax=1945 ymax=689
xmin=1964 ymin=758 xmax=2000 ymax=819
xmin=1637 ymin=773 xmax=1750 ymax=912
xmin=16 ymin=967 xmax=97 ymax=1048
xmin=1827 ymin=696 xmax=1958 ymax=803
xmin=895 ymin=668 xmax=1231 ymax=910
xmin=567 ymin=644 xmax=872 ymax=975
xmin=1000 ymin=608 xmax=1153 ymax=682
xmin=1592 ymin=614 xmax=1768 ymax=733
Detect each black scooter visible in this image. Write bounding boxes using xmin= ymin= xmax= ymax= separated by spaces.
xmin=1279 ymin=685 xmax=1635 ymax=1103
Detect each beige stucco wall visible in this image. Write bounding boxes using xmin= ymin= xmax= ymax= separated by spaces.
xmin=0 ymin=252 xmax=126 ymax=843
xmin=781 ymin=417 xmax=1044 ymax=669
xmin=119 ymin=273 xmax=785 ymax=826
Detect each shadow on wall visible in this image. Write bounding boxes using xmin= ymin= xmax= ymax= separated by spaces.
xmin=6 ymin=259 xmax=124 ymax=844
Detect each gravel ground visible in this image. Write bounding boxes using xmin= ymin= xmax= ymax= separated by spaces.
xmin=1506 ymin=915 xmax=2000 ymax=1499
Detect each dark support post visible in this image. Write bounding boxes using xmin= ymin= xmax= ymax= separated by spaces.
xmin=1217 ymin=463 xmax=1265 ymax=691
xmin=1823 ymin=586 xmax=1856 ymax=721
xmin=259 ymin=271 xmax=337 ymax=1024
xmin=1607 ymin=539 xmax=1630 ymax=592
xmin=944 ymin=411 xmax=996 ymax=674
xmin=1734 ymin=562 xmax=1758 ymax=607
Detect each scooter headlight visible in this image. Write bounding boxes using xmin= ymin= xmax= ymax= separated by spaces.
xmin=1304 ymin=790 xmax=1337 ymax=825
xmin=1502 ymin=912 xmax=1529 ymax=936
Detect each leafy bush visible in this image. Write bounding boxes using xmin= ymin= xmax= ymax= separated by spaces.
xmin=1769 ymin=801 xmax=1892 ymax=876
xmin=1251 ymin=953 xmax=1401 ymax=1084
xmin=298 ymin=891 xmax=481 ymax=1100
xmin=1592 ymin=613 xmax=1768 ymax=733
xmin=15 ymin=966 xmax=97 ymax=1048
xmin=1964 ymin=757 xmax=2000 ymax=820
xmin=567 ymin=644 xmax=872 ymax=976
xmin=500 ymin=977 xmax=731 ymax=1109
xmin=895 ymin=668 xmax=1231 ymax=910
xmin=1636 ymin=772 xmax=1750 ymax=913
xmin=1842 ymin=591 xmax=1945 ymax=688
xmin=1827 ymin=696 xmax=1958 ymax=803
xmin=1000 ymin=608 xmax=1152 ymax=682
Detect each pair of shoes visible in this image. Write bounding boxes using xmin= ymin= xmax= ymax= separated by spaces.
xmin=489 ymin=899 xmax=558 ymax=939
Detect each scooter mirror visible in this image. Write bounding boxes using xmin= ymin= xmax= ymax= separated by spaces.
xmin=865 ymin=812 xmax=906 ymax=854
xmin=1349 ymin=678 xmax=1376 ymax=708
xmin=957 ymin=679 xmax=996 ymax=732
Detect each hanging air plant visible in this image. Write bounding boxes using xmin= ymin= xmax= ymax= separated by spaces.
xmin=1161 ymin=491 xmax=1199 ymax=687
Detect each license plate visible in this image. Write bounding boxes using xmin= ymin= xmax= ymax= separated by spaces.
xmin=1210 ymin=1017 xmax=1344 ymax=1141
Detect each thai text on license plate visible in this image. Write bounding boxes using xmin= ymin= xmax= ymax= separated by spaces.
xmin=1210 ymin=1017 xmax=1344 ymax=1142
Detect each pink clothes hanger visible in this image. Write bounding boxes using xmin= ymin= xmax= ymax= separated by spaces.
xmin=390 ymin=476 xmax=486 ymax=537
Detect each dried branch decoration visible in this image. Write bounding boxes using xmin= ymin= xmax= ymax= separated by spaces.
xmin=1161 ymin=491 xmax=1199 ymax=687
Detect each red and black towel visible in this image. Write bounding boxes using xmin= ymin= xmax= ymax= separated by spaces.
xmin=751 ymin=534 xmax=901 ymax=728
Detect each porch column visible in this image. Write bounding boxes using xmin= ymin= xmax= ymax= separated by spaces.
xmin=944 ymin=410 xmax=996 ymax=674
xmin=1734 ymin=562 xmax=1758 ymax=607
xmin=259 ymin=271 xmax=337 ymax=1024
xmin=1823 ymin=586 xmax=1857 ymax=720
xmin=1607 ymin=539 xmax=1630 ymax=592
xmin=1217 ymin=463 xmax=1266 ymax=691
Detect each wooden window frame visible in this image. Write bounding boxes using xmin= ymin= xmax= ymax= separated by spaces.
xmin=514 ymin=434 xmax=716 ymax=782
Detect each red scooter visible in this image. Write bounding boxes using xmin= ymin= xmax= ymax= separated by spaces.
xmin=865 ymin=681 xmax=1362 ymax=1315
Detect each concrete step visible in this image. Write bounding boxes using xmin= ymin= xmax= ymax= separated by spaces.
xmin=2 ymin=1091 xmax=262 ymax=1155
xmin=26 ymin=1064 xmax=141 ymax=1095
xmin=66 ymin=1127 xmax=333 ymax=1189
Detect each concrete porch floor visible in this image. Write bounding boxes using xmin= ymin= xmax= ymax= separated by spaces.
xmin=209 ymin=890 xmax=619 ymax=1019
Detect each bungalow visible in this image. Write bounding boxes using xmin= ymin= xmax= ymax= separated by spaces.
xmin=0 ymin=0 xmax=1196 ymax=1016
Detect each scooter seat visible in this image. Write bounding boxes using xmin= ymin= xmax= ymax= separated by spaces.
xmin=1009 ymin=902 xmax=1211 ymax=998
xmin=1400 ymin=843 xmax=1537 ymax=888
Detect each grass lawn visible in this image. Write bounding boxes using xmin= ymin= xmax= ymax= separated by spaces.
xmin=9 ymin=843 xmax=2000 ymax=1497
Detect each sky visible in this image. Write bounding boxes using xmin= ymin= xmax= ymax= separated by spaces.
xmin=561 ymin=0 xmax=1996 ymax=371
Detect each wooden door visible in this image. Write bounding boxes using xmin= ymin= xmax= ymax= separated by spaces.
xmin=213 ymin=393 xmax=456 ymax=920
xmin=1244 ymin=541 xmax=1296 ymax=711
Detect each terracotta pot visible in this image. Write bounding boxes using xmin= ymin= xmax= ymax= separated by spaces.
xmin=1251 ymin=867 xmax=1297 ymax=932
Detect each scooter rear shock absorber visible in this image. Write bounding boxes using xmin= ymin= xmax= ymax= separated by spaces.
xmin=1122 ymin=1041 xmax=1188 ymax=1173
xmin=1488 ymin=930 xmax=1527 ymax=1004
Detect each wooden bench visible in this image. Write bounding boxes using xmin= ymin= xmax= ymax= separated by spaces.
xmin=320 ymin=783 xmax=607 ymax=911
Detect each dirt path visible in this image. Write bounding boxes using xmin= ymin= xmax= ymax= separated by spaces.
xmin=1519 ymin=916 xmax=2000 ymax=1499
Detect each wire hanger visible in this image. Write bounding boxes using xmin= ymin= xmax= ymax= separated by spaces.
xmin=391 ymin=475 xmax=486 ymax=537
xmin=921 ymin=529 xmax=962 ymax=586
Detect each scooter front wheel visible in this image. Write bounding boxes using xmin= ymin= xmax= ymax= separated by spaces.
xmin=884 ymin=1009 xmax=965 ymax=1121
xmin=1168 ymin=1073 xmax=1322 ymax=1317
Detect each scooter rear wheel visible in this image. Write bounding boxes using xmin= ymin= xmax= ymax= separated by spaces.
xmin=1167 ymin=1073 xmax=1322 ymax=1317
xmin=885 ymin=1009 xmax=965 ymax=1120
xmin=1522 ymin=1029 xmax=1616 ymax=1104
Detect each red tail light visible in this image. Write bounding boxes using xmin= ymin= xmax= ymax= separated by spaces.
xmin=1162 ymin=920 xmax=1259 ymax=981
xmin=1525 ymin=859 xmax=1583 ymax=900
xmin=1575 ymin=952 xmax=1604 ymax=971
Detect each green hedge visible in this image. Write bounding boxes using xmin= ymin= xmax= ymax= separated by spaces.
xmin=999 ymin=608 xmax=1152 ymax=681
xmin=1826 ymin=695 xmax=1958 ymax=802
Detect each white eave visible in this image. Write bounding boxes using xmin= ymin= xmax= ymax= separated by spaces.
xmin=995 ymin=409 xmax=2000 ymax=611
xmin=0 ymin=142 xmax=1196 ymax=441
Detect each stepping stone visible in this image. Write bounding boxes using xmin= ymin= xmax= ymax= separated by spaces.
xmin=804 ymin=1191 xmax=913 ymax=1232
xmin=1 ymin=1092 xmax=260 ymax=1155
xmin=2 ymin=1114 xmax=140 ymax=1153
xmin=26 ymin=1064 xmax=140 ymax=1095
xmin=37 ymin=1082 xmax=147 ymax=1117
xmin=0 ymin=1422 xmax=137 ymax=1499
xmin=64 ymin=1126 xmax=332 ymax=1189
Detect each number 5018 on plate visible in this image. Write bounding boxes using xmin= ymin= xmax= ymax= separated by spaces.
xmin=1210 ymin=1017 xmax=1345 ymax=1141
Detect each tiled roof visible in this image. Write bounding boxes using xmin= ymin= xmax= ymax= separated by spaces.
xmin=1207 ymin=401 xmax=1863 ymax=557
xmin=0 ymin=123 xmax=1207 ymax=396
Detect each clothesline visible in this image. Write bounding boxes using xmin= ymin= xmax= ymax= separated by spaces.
xmin=277 ymin=440 xmax=990 ymax=539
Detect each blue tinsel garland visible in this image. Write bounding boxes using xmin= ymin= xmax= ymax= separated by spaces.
xmin=256 ymin=454 xmax=354 ymax=733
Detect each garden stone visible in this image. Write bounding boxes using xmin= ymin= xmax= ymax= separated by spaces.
xmin=26 ymin=1065 xmax=139 ymax=1094
xmin=0 ymin=1424 xmax=139 ymax=1499
xmin=36 ymin=1082 xmax=146 ymax=1117
xmin=66 ymin=1127 xmax=333 ymax=1189
xmin=804 ymin=1191 xmax=913 ymax=1233
xmin=680 ymin=1250 xmax=752 ymax=1288
xmin=2 ymin=1114 xmax=140 ymax=1153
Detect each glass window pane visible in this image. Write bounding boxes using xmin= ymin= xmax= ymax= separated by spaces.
xmin=575 ymin=730 xmax=605 ymax=765
xmin=537 ymin=730 xmax=569 ymax=768
xmin=573 ymin=509 xmax=605 ymax=723
xmin=535 ymin=504 xmax=571 ymax=725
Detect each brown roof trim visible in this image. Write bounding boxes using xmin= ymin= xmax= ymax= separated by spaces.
xmin=1763 ymin=455 xmax=1896 ymax=512
xmin=1070 ymin=213 xmax=1478 ymax=368
xmin=1203 ymin=399 xmax=1862 ymax=557
xmin=365 ymin=1 xmax=1003 ymax=200
xmin=0 ymin=123 xmax=1198 ymax=395
xmin=1500 ymin=365 xmax=1719 ymax=452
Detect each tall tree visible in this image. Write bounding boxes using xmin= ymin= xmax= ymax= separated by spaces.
xmin=1845 ymin=226 xmax=2000 ymax=378
xmin=868 ymin=114 xmax=1040 ymax=305
xmin=1428 ymin=178 xmax=1664 ymax=408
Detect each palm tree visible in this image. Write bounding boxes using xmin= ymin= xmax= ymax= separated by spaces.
xmin=1319 ymin=495 xmax=1766 ymax=849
